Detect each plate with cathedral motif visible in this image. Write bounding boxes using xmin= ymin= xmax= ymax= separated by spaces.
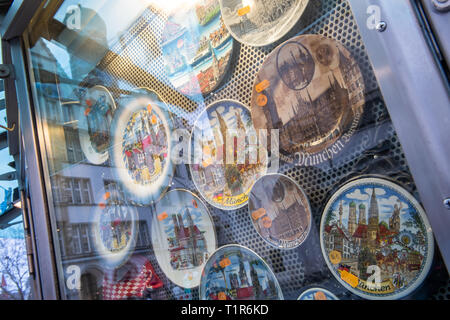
xmin=78 ymin=85 xmax=116 ymax=165
xmin=161 ymin=0 xmax=234 ymax=96
xmin=319 ymin=177 xmax=434 ymax=300
xmin=151 ymin=189 xmax=217 ymax=288
xmin=248 ymin=173 xmax=312 ymax=249
xmin=189 ymin=99 xmax=268 ymax=210
xmin=110 ymin=88 xmax=174 ymax=204
xmin=220 ymin=0 xmax=309 ymax=47
xmin=199 ymin=244 xmax=283 ymax=300
xmin=297 ymin=287 xmax=339 ymax=300
xmin=250 ymin=34 xmax=365 ymax=166
xmin=91 ymin=190 xmax=138 ymax=268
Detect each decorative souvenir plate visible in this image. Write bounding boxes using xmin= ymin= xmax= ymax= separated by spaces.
xmin=189 ymin=99 xmax=267 ymax=210
xmin=248 ymin=173 xmax=312 ymax=249
xmin=297 ymin=287 xmax=339 ymax=300
xmin=151 ymin=189 xmax=217 ymax=288
xmin=250 ymin=34 xmax=365 ymax=165
xmin=78 ymin=85 xmax=116 ymax=164
xmin=199 ymin=244 xmax=283 ymax=300
xmin=91 ymin=190 xmax=138 ymax=268
xmin=110 ymin=88 xmax=173 ymax=204
xmin=220 ymin=0 xmax=309 ymax=47
xmin=161 ymin=0 xmax=234 ymax=96
xmin=320 ymin=177 xmax=434 ymax=300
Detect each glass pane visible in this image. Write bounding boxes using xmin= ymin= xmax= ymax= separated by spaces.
xmin=24 ymin=0 xmax=449 ymax=300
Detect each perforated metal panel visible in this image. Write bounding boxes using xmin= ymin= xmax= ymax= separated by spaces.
xmin=91 ymin=0 xmax=447 ymax=300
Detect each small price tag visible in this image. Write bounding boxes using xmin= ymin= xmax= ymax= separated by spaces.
xmin=103 ymin=192 xmax=111 ymax=200
xmin=218 ymin=292 xmax=227 ymax=300
xmin=151 ymin=114 xmax=157 ymax=125
xmin=251 ymin=208 xmax=267 ymax=221
xmin=158 ymin=212 xmax=168 ymax=221
xmin=261 ymin=216 xmax=272 ymax=229
xmin=84 ymin=108 xmax=92 ymax=116
xmin=219 ymin=258 xmax=231 ymax=269
xmin=329 ymin=250 xmax=342 ymax=265
xmin=255 ymin=79 xmax=270 ymax=93
xmin=340 ymin=270 xmax=359 ymax=288
xmin=237 ymin=5 xmax=250 ymax=16
xmin=256 ymin=94 xmax=268 ymax=107
xmin=146 ymin=104 xmax=152 ymax=113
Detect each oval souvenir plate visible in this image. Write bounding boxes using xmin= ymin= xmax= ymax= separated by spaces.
xmin=78 ymin=85 xmax=116 ymax=164
xmin=91 ymin=190 xmax=138 ymax=268
xmin=248 ymin=173 xmax=312 ymax=249
xmin=161 ymin=0 xmax=234 ymax=96
xmin=319 ymin=177 xmax=434 ymax=300
xmin=151 ymin=189 xmax=217 ymax=288
xmin=199 ymin=244 xmax=283 ymax=300
xmin=251 ymin=34 xmax=365 ymax=165
xmin=110 ymin=88 xmax=174 ymax=204
xmin=189 ymin=99 xmax=267 ymax=210
xmin=220 ymin=0 xmax=309 ymax=47
xmin=297 ymin=287 xmax=339 ymax=300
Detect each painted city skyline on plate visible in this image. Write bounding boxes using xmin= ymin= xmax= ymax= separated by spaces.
xmin=152 ymin=189 xmax=217 ymax=288
xmin=162 ymin=0 xmax=233 ymax=96
xmin=200 ymin=245 xmax=283 ymax=300
xmin=320 ymin=178 xmax=434 ymax=300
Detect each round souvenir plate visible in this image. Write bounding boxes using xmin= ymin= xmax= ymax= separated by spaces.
xmin=319 ymin=177 xmax=434 ymax=300
xmin=189 ymin=99 xmax=267 ymax=210
xmin=161 ymin=0 xmax=234 ymax=96
xmin=297 ymin=287 xmax=339 ymax=300
xmin=199 ymin=244 xmax=283 ymax=300
xmin=248 ymin=173 xmax=312 ymax=249
xmin=250 ymin=34 xmax=365 ymax=165
xmin=220 ymin=0 xmax=309 ymax=47
xmin=78 ymin=85 xmax=116 ymax=165
xmin=110 ymin=88 xmax=174 ymax=204
xmin=91 ymin=190 xmax=138 ymax=268
xmin=151 ymin=189 xmax=217 ymax=289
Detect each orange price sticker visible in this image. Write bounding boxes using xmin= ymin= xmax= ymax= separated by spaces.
xmin=203 ymin=145 xmax=212 ymax=156
xmin=151 ymin=114 xmax=157 ymax=125
xmin=256 ymin=94 xmax=268 ymax=107
xmin=329 ymin=250 xmax=342 ymax=265
xmin=237 ymin=5 xmax=250 ymax=16
xmin=158 ymin=212 xmax=168 ymax=221
xmin=103 ymin=192 xmax=111 ymax=200
xmin=146 ymin=104 xmax=153 ymax=114
xmin=84 ymin=108 xmax=92 ymax=116
xmin=261 ymin=216 xmax=272 ymax=229
xmin=314 ymin=291 xmax=327 ymax=300
xmin=251 ymin=208 xmax=267 ymax=221
xmin=255 ymin=79 xmax=270 ymax=93
xmin=340 ymin=270 xmax=359 ymax=288
xmin=219 ymin=258 xmax=231 ymax=269
xmin=218 ymin=292 xmax=227 ymax=300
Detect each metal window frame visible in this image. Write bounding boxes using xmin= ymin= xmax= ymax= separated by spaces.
xmin=0 ymin=0 xmax=448 ymax=301
xmin=348 ymin=0 xmax=450 ymax=272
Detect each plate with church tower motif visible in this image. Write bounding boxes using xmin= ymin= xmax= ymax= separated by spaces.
xmin=78 ymin=85 xmax=116 ymax=165
xmin=92 ymin=189 xmax=138 ymax=268
xmin=220 ymin=0 xmax=309 ymax=47
xmin=161 ymin=0 xmax=234 ymax=96
xmin=199 ymin=244 xmax=283 ymax=300
xmin=319 ymin=177 xmax=434 ymax=300
xmin=110 ymin=88 xmax=174 ymax=204
xmin=151 ymin=189 xmax=217 ymax=288
xmin=248 ymin=173 xmax=312 ymax=249
xmin=250 ymin=34 xmax=365 ymax=166
xmin=189 ymin=100 xmax=268 ymax=210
